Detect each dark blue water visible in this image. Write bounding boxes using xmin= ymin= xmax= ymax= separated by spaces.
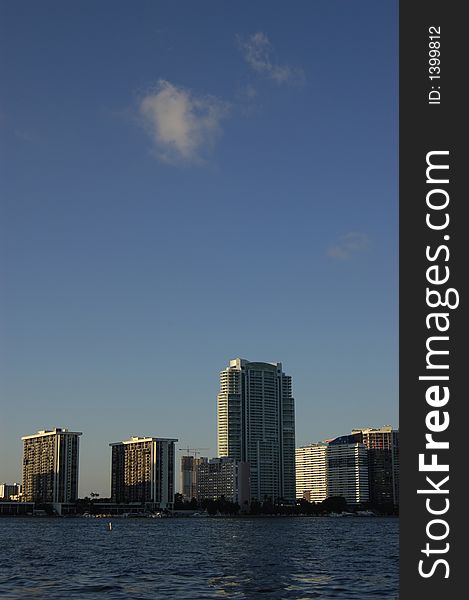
xmin=0 ymin=517 xmax=398 ymax=599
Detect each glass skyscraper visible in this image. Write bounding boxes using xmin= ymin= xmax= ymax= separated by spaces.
xmin=217 ymin=358 xmax=295 ymax=503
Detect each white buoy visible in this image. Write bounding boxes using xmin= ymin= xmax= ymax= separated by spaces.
xmin=108 ymin=522 xmax=112 ymax=531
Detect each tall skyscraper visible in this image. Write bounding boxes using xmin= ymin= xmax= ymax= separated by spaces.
xmin=217 ymin=358 xmax=295 ymax=502
xmin=295 ymin=443 xmax=328 ymax=502
xmin=110 ymin=436 xmax=177 ymax=509
xmin=21 ymin=428 xmax=81 ymax=504
xmin=352 ymin=426 xmax=399 ymax=506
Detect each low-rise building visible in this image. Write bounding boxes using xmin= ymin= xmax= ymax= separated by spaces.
xmin=0 ymin=502 xmax=35 ymax=516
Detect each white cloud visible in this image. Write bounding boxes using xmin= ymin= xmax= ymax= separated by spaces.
xmin=139 ymin=80 xmax=229 ymax=164
xmin=238 ymin=32 xmax=304 ymax=85
xmin=327 ymin=232 xmax=370 ymax=260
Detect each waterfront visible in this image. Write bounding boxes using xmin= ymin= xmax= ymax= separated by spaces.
xmin=0 ymin=517 xmax=398 ymax=599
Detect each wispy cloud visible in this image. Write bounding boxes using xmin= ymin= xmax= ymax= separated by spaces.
xmin=237 ymin=32 xmax=304 ymax=85
xmin=327 ymin=232 xmax=370 ymax=260
xmin=235 ymin=84 xmax=262 ymax=116
xmin=139 ymin=80 xmax=229 ymax=165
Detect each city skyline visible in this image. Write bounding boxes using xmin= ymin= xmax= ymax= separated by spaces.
xmin=0 ymin=414 xmax=399 ymax=497
xmin=0 ymin=358 xmax=399 ymax=496
xmin=0 ymin=1 xmax=398 ymax=497
xmin=4 ymin=412 xmax=397 ymax=500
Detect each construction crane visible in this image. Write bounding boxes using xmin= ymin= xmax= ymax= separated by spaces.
xmin=178 ymin=447 xmax=209 ymax=458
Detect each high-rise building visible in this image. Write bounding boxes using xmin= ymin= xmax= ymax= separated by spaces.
xmin=21 ymin=428 xmax=81 ymax=504
xmin=110 ymin=436 xmax=177 ymax=509
xmin=217 ymin=358 xmax=295 ymax=502
xmin=0 ymin=482 xmax=22 ymax=500
xmin=352 ymin=426 xmax=399 ymax=506
xmin=180 ymin=455 xmax=204 ymax=501
xmin=326 ymin=441 xmax=369 ymax=505
xmin=295 ymin=443 xmax=328 ymax=502
xmin=196 ymin=457 xmax=250 ymax=506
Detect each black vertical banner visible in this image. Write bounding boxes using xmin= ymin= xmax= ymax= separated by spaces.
xmin=400 ymin=1 xmax=466 ymax=598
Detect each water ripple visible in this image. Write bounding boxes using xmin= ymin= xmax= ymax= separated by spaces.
xmin=0 ymin=517 xmax=398 ymax=599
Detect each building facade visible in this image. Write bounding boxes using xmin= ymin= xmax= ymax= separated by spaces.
xmin=352 ymin=426 xmax=399 ymax=506
xmin=0 ymin=482 xmax=22 ymax=500
xmin=217 ymin=358 xmax=295 ymax=502
xmin=180 ymin=455 xmax=204 ymax=501
xmin=326 ymin=441 xmax=369 ymax=505
xmin=295 ymin=443 xmax=328 ymax=503
xmin=110 ymin=436 xmax=177 ymax=509
xmin=21 ymin=428 xmax=81 ymax=504
xmin=196 ymin=457 xmax=250 ymax=506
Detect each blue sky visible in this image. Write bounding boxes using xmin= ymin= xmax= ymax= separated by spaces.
xmin=0 ymin=1 xmax=398 ymax=496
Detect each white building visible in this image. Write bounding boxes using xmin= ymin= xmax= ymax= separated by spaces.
xmin=196 ymin=457 xmax=250 ymax=507
xmin=0 ymin=482 xmax=22 ymax=500
xmin=352 ymin=426 xmax=399 ymax=505
xmin=21 ymin=428 xmax=81 ymax=506
xmin=295 ymin=444 xmax=328 ymax=502
xmin=217 ymin=358 xmax=296 ymax=502
xmin=110 ymin=436 xmax=177 ymax=509
xmin=326 ymin=442 xmax=369 ymax=505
